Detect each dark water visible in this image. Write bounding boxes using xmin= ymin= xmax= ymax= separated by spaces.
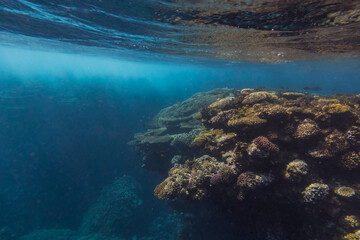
xmin=0 ymin=0 xmax=360 ymax=239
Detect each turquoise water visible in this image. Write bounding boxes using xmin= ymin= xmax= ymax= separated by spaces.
xmin=0 ymin=1 xmax=360 ymax=239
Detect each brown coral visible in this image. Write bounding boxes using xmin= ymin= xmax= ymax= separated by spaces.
xmin=284 ymin=159 xmax=308 ymax=182
xmin=227 ymin=115 xmax=267 ymax=129
xmin=294 ymin=119 xmax=320 ymax=139
xmin=247 ymin=136 xmax=279 ymax=158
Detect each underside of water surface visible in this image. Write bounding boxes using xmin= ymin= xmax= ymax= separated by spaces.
xmin=0 ymin=0 xmax=359 ymax=62
xmin=0 ymin=0 xmax=360 ymax=240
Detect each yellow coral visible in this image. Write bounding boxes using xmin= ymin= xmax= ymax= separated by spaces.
xmin=344 ymin=232 xmax=360 ymax=240
xmin=191 ymin=129 xmax=224 ymax=147
xmin=154 ymin=177 xmax=173 ymax=200
xmin=344 ymin=215 xmax=360 ymax=228
xmin=335 ymin=186 xmax=356 ymax=198
xmin=342 ymin=151 xmax=360 ymax=170
xmin=326 ymin=103 xmax=351 ymax=114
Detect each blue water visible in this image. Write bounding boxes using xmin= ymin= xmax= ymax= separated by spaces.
xmin=0 ymin=0 xmax=360 ymax=239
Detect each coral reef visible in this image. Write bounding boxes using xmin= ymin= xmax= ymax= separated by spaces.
xmin=133 ymin=88 xmax=360 ymax=239
xmin=129 ymin=88 xmax=240 ymax=173
xmin=154 ymin=155 xmax=238 ymax=200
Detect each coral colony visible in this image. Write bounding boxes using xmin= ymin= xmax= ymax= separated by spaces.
xmin=133 ymin=88 xmax=360 ymax=239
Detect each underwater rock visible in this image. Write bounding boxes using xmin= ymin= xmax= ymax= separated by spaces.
xmin=132 ymin=88 xmax=360 ymax=239
xmin=130 ymin=88 xmax=240 ymax=173
xmin=79 ymin=175 xmax=143 ymax=237
xmin=302 ymin=183 xmax=330 ymax=203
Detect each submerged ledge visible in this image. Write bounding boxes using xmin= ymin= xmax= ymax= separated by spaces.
xmin=132 ymin=88 xmax=360 ymax=239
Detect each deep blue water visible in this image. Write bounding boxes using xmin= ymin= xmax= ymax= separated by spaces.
xmin=0 ymin=0 xmax=360 ymax=239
